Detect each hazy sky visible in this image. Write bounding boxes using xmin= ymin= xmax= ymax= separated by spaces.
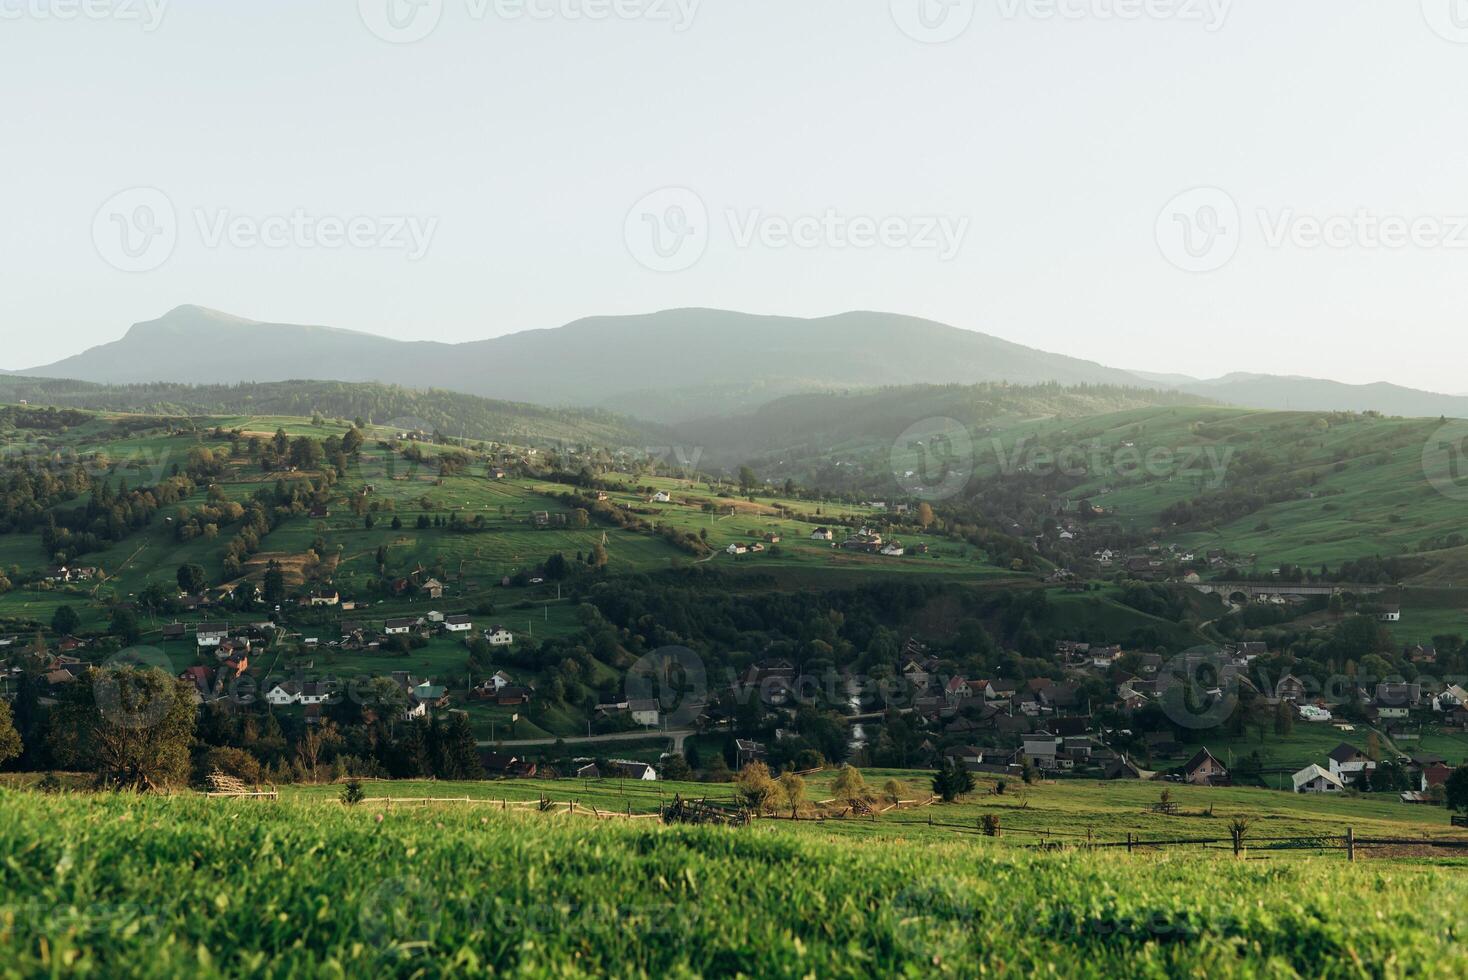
xmin=4 ymin=2 xmax=1467 ymax=391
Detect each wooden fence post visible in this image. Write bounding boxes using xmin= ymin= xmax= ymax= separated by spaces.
xmin=1126 ymin=832 xmax=1133 ymax=853
xmin=1346 ymin=827 xmax=1355 ymax=862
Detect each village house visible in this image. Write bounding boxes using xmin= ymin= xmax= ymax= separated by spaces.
xmin=1406 ymin=644 xmax=1438 ymax=664
xmin=384 ymin=618 xmax=417 ymax=636
xmin=609 ymin=760 xmax=658 ymax=781
xmin=443 ymin=615 xmax=473 ymax=634
xmin=735 ymin=739 xmax=766 ymax=767
xmin=494 ymin=685 xmax=533 ymax=707
xmin=944 ymin=675 xmax=973 ymax=702
xmin=214 ymin=637 xmax=250 ymax=662
xmin=420 ymin=578 xmax=445 ymax=600
xmin=1437 ymin=684 xmax=1468 ymax=711
xmin=809 ymin=527 xmax=833 ymax=542
xmin=596 ymin=699 xmax=661 ymax=727
xmin=1180 ymin=748 xmax=1229 ymax=786
xmin=1104 ymin=757 xmax=1146 ymax=780
xmin=179 ymin=666 xmax=218 ymax=704
xmin=901 ymin=658 xmax=933 ymax=687
xmin=1328 ymin=743 xmax=1376 ymax=785
xmin=943 ymin=745 xmax=986 ymax=772
xmin=1021 ymin=733 xmax=1061 ymax=770
xmin=1292 ymin=763 xmax=1345 ymax=794
xmin=307 ymin=590 xmax=340 ymax=607
xmin=650 ymin=491 xmax=672 ymax=503
xmin=265 ymin=680 xmax=334 ymax=707
xmin=841 ymin=531 xmax=884 ymax=554
xmin=1375 ymin=681 xmax=1422 ymax=708
xmin=196 ymin=623 xmax=230 ymax=648
xmin=1275 ymin=674 xmax=1307 ymax=702
xmin=1408 ymin=753 xmax=1454 ymax=792
xmin=982 ymin=678 xmax=1019 ymax=702
xmin=484 ymin=625 xmax=514 ymax=646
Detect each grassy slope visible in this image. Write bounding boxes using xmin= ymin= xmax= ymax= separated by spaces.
xmin=996 ymin=408 xmax=1459 ymax=568
xmin=0 ymin=786 xmax=1465 ymax=977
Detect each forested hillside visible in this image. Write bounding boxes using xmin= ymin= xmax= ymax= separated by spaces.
xmin=0 ymin=377 xmax=658 ymax=448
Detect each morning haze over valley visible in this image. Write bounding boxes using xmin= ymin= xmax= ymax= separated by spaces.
xmin=3 ymin=4 xmax=1468 ymax=978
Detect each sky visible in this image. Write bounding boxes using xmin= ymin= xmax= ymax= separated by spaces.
xmin=3 ymin=1 xmax=1467 ymax=392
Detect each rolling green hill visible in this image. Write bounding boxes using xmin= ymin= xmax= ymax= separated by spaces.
xmin=687 ymin=392 xmax=1466 ymax=573
xmin=0 ymin=785 xmax=1464 ymax=977
xmin=0 ymin=377 xmax=658 ymax=449
xmin=677 ymin=382 xmax=1213 ymax=467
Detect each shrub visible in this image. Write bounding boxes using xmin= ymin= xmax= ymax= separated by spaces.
xmin=340 ymin=779 xmax=366 ymax=806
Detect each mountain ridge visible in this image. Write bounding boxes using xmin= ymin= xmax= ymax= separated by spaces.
xmin=17 ymin=305 xmax=1468 ymax=422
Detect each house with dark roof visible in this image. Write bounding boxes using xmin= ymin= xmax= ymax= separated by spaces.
xmin=1180 ymin=748 xmax=1229 ymax=786
xmin=609 ymin=760 xmax=658 ymax=781
xmin=1104 ymin=757 xmax=1146 ymax=780
xmin=1327 ymin=742 xmax=1375 ymax=784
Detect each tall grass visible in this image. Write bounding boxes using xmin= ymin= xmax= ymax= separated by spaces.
xmin=0 ymin=789 xmax=1464 ymax=977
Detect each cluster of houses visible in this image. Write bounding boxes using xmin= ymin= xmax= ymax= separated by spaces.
xmin=1290 ymin=743 xmax=1457 ymax=802
xmin=41 ymin=565 xmax=100 ymax=585
xmin=716 ymin=633 xmax=1466 ymax=801
xmin=1275 ymin=674 xmax=1468 ymax=731
xmin=468 ymin=669 xmax=533 ymax=707
xmin=177 ymin=661 xmax=452 ymax=722
xmin=1089 ymin=544 xmax=1246 ymax=580
xmin=805 ymin=526 xmax=918 ymax=557
xmin=338 ymin=616 xmax=513 ymax=651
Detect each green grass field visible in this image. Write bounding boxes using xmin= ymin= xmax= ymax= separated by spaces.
xmin=0 ymin=782 xmax=1465 ymax=977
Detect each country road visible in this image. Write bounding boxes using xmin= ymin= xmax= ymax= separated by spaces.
xmin=478 ymin=729 xmax=698 ymax=753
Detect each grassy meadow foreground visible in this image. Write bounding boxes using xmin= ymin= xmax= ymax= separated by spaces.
xmin=1 ymin=784 xmax=1466 ymax=978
